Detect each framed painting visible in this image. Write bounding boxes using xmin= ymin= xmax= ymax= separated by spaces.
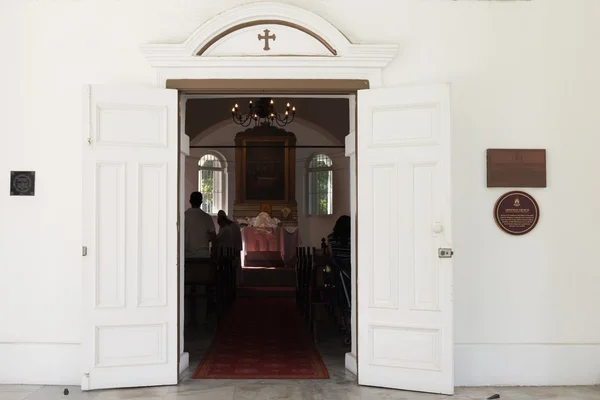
xmin=245 ymin=143 xmax=286 ymax=201
xmin=234 ymin=125 xmax=297 ymax=205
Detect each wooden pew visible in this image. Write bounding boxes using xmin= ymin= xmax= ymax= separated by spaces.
xmin=184 ymin=257 xmax=217 ymax=327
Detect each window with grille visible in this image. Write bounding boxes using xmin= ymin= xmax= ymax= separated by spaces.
xmin=308 ymin=154 xmax=333 ymax=216
xmin=198 ymin=154 xmax=225 ymax=215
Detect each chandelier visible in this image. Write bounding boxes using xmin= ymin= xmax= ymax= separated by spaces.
xmin=231 ymin=98 xmax=296 ymax=127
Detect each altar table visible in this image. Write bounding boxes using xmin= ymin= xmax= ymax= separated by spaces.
xmin=241 ymin=226 xmax=298 ymax=267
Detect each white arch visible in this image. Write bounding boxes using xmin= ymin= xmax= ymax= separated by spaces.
xmin=189 ymin=117 xmax=343 ymax=146
xmin=140 ymin=2 xmax=399 ymax=86
xmin=195 ymin=149 xmax=228 ymax=169
xmin=185 ymin=2 xmax=349 ymax=56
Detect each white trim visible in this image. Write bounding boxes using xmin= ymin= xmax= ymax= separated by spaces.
xmin=344 ymin=131 xmax=356 ymax=157
xmin=180 ymin=134 xmax=190 ymax=156
xmin=140 ymin=2 xmax=398 ymax=87
xmin=183 ymin=94 xmax=360 ymax=99
xmin=307 ymin=153 xmax=334 ymax=216
xmin=179 ymin=352 xmax=190 ymax=375
xmin=143 ymin=4 xmax=396 ymax=386
xmin=197 ymin=152 xmax=228 ymax=215
xmin=455 ymin=343 xmax=600 ymax=386
xmin=345 ymin=352 xmax=357 ymax=376
xmin=0 ymin=343 xmax=80 ymax=385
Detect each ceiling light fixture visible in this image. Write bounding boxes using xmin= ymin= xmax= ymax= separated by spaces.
xmin=231 ymin=97 xmax=296 ymax=127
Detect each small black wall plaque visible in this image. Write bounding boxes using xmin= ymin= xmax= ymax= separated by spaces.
xmin=10 ymin=171 xmax=35 ymax=196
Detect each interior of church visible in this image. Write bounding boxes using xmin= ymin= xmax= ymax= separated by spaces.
xmin=182 ymin=96 xmax=353 ymax=379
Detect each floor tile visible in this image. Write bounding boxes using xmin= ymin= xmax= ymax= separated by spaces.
xmin=234 ymin=383 xmax=308 ymax=400
xmin=564 ymin=386 xmax=600 ymax=400
xmin=0 ymin=385 xmax=42 ymax=400
xmin=360 ymin=386 xmax=448 ymax=400
xmin=93 ymin=386 xmax=169 ymax=399
xmin=0 ymin=383 xmax=597 ymax=400
xmin=164 ymin=385 xmax=235 ymax=399
xmin=24 ymin=385 xmax=97 ymax=400
xmin=305 ymin=382 xmax=362 ymax=400
xmin=455 ymin=387 xmax=502 ymax=399
xmin=493 ymin=386 xmax=575 ymax=399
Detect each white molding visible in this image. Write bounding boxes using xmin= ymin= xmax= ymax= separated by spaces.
xmin=179 ymin=352 xmax=189 ymax=375
xmin=180 ymin=134 xmax=190 ymax=156
xmin=0 ymin=343 xmax=80 ymax=385
xmin=345 ymin=352 xmax=357 ymax=376
xmin=345 ymin=131 xmax=356 ymax=156
xmin=455 ymin=343 xmax=600 ymax=386
xmin=142 ymin=4 xmax=397 ymax=386
xmin=140 ymin=2 xmax=399 ymax=87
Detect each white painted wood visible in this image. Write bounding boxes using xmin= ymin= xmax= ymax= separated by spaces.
xmin=357 ymin=84 xmax=453 ymax=394
xmin=345 ymin=96 xmax=358 ymax=375
xmin=82 ymin=85 xmax=179 ymax=390
xmin=179 ymin=97 xmax=188 ymax=368
xmin=204 ymin=24 xmax=331 ymax=57
xmin=140 ymin=2 xmax=398 ymax=87
xmin=139 ymin=1 xmax=396 ymax=386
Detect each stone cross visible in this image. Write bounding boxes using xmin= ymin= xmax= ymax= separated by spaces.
xmin=258 ymin=29 xmax=276 ymax=51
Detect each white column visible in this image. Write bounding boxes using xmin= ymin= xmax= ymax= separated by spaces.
xmin=179 ymin=96 xmax=190 ymax=374
xmin=344 ymin=97 xmax=358 ymax=375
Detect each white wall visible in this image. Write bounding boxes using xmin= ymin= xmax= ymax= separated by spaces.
xmin=188 ymin=120 xmax=350 ymax=248
xmin=1 ymin=0 xmax=600 ymax=386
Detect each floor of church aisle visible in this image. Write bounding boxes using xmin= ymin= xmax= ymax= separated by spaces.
xmin=191 ymin=297 xmax=330 ymax=379
xmin=240 ymin=266 xmax=296 ymax=287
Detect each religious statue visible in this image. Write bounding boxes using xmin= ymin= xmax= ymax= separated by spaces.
xmin=246 ymin=212 xmax=280 ymax=231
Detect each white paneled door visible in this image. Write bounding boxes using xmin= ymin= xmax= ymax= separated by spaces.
xmin=82 ymin=86 xmax=179 ymax=390
xmin=357 ymin=85 xmax=453 ymax=394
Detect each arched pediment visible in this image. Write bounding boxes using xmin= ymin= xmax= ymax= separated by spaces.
xmin=197 ymin=20 xmax=338 ymax=57
xmin=140 ymin=2 xmax=398 ymax=70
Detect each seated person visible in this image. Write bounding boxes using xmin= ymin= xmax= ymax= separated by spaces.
xmin=217 ymin=210 xmax=243 ymax=285
xmin=327 ymin=215 xmax=351 ymax=262
xmin=213 ymin=210 xmax=234 ymax=255
xmin=326 ymin=215 xmax=352 ymax=309
xmin=184 ymin=192 xmax=216 ymax=259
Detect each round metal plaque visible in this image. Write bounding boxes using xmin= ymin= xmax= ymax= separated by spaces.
xmin=493 ymin=191 xmax=540 ymax=235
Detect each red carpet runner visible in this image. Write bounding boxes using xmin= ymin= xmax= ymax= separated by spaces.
xmin=192 ymin=298 xmax=329 ymax=379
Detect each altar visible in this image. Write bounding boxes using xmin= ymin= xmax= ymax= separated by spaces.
xmin=239 ymin=212 xmax=298 ymax=268
xmin=241 ymin=226 xmax=298 ymax=267
xmin=232 ymin=124 xmax=300 ymax=268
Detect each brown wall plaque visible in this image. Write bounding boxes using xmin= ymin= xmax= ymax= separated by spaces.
xmin=487 ymin=149 xmax=546 ymax=188
xmin=494 ymin=191 xmax=540 ymax=235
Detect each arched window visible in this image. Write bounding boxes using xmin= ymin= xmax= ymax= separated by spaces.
xmin=198 ymin=154 xmax=225 ymax=214
xmin=308 ymin=154 xmax=333 ymax=216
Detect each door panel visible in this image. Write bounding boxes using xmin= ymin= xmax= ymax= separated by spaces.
xmin=82 ymin=85 xmax=179 ymax=390
xmin=357 ymin=84 xmax=453 ymax=394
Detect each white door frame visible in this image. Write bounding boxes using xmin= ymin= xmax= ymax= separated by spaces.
xmin=140 ymin=1 xmax=399 ymax=376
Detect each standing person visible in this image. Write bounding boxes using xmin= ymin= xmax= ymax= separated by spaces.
xmin=185 ymin=192 xmax=216 ymax=258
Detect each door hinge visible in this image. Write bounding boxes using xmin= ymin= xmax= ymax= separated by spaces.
xmin=176 ymin=221 xmax=180 ymax=232
xmin=82 ymin=246 xmax=88 ymax=256
xmin=87 ymin=137 xmax=92 ymax=145
xmin=438 ymin=248 xmax=453 ymax=258
xmin=84 ymin=372 xmax=89 ymax=378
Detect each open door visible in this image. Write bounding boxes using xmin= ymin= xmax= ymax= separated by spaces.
xmin=357 ymin=84 xmax=453 ymax=394
xmin=82 ymin=85 xmax=179 ymax=390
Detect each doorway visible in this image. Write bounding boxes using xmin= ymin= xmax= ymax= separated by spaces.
xmin=81 ymin=80 xmax=453 ymax=393
xmin=179 ymin=92 xmax=355 ymax=380
xmin=82 ymin=2 xmax=453 ymax=394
